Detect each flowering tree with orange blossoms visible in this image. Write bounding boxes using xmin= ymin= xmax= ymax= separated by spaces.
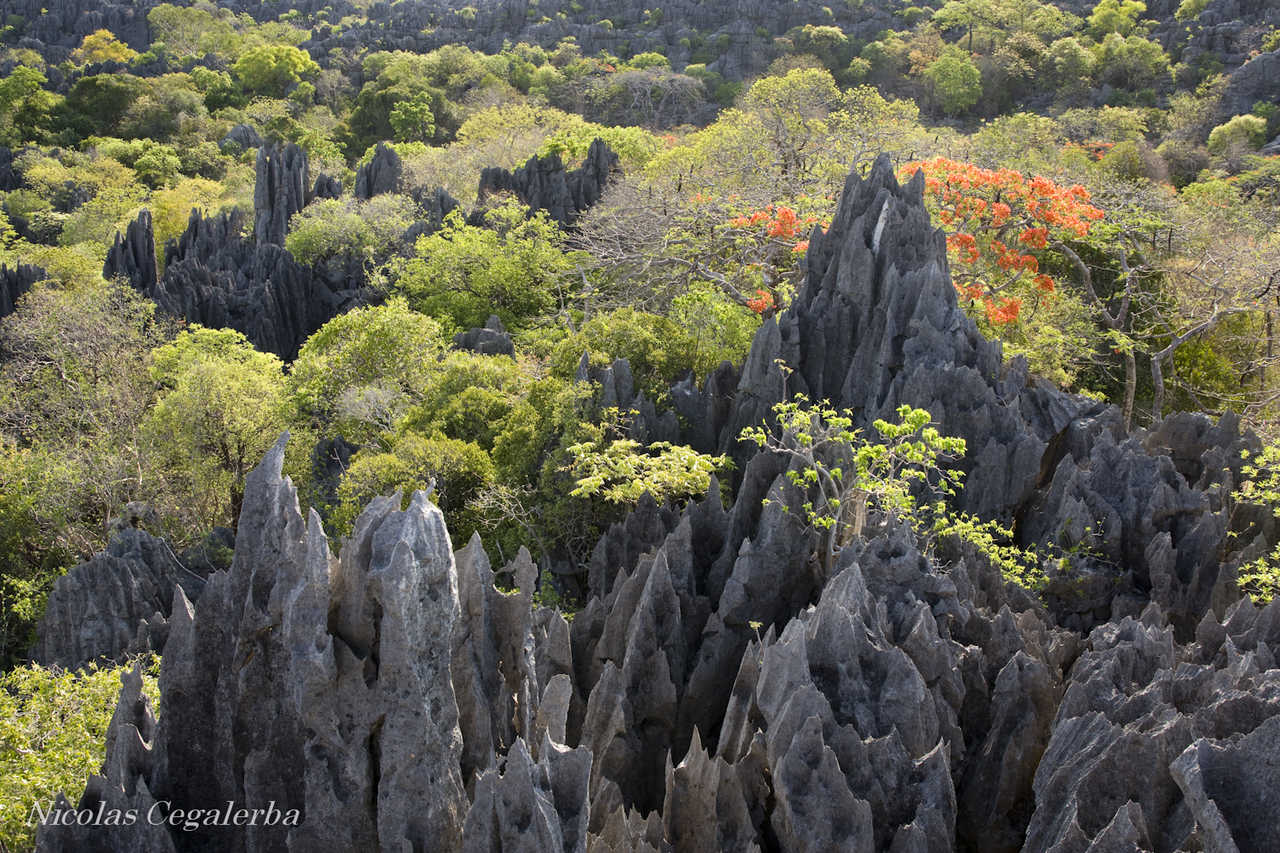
xmin=721 ymin=203 xmax=826 ymax=315
xmin=900 ymin=157 xmax=1113 ymax=390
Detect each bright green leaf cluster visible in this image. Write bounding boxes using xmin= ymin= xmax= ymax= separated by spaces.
xmin=0 ymin=656 xmax=159 ymax=853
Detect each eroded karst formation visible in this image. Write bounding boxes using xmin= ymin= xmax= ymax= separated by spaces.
xmin=99 ymin=139 xmax=620 ymax=360
xmin=40 ymin=156 xmax=1280 ymax=852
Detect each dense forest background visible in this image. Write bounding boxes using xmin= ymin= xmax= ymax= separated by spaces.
xmin=0 ymin=0 xmax=1278 ymax=714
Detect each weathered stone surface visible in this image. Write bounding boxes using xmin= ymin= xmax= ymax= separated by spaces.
xmin=103 ymin=209 xmax=157 ymax=294
xmin=454 ymin=314 xmax=515 ymax=357
xmin=0 ymin=261 xmax=43 ymax=318
xmin=476 ymin=138 xmax=619 ymax=226
xmin=37 ymin=437 xmax=470 ymax=852
xmin=452 ymin=534 xmax=545 ymax=785
xmin=33 ymin=528 xmax=203 ymax=670
xmin=154 ymin=207 xmax=369 ymax=359
xmin=354 ymin=142 xmax=403 ymax=199
xmin=220 ymin=123 xmax=263 ymax=153
xmin=253 ymin=144 xmax=310 ymax=246
xmin=1025 ymin=604 xmax=1280 ymax=852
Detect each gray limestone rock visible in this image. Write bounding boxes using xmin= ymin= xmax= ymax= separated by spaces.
xmin=0 ymin=261 xmax=44 ymax=318
xmin=253 ymin=144 xmax=310 ymax=246
xmin=475 ymin=137 xmax=619 ymax=226
xmin=103 ymin=209 xmax=157 ymax=294
xmin=454 ymin=314 xmax=516 ymax=357
xmin=37 ymin=437 xmax=469 ymax=852
xmin=33 ymin=527 xmax=202 ymax=670
xmin=354 ymin=142 xmax=403 ymax=199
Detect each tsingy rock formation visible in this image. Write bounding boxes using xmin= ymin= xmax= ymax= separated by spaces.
xmin=475 ymin=138 xmax=619 ymax=226
xmin=0 ymin=261 xmax=43 ymax=318
xmin=32 ymin=528 xmax=204 ymax=670
xmin=41 ymin=156 xmax=1280 ymax=852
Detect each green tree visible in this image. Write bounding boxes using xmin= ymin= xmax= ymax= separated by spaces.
xmin=925 ymin=47 xmax=984 ymax=116
xmin=741 ymin=388 xmax=1044 ymax=587
xmin=740 ymin=68 xmax=844 ymax=189
xmin=147 ymin=3 xmax=242 ymax=62
xmin=1206 ymin=114 xmax=1268 ymax=155
xmin=55 ymin=73 xmax=144 ymax=138
xmin=332 ymin=435 xmax=495 ymax=538
xmin=286 ymin=299 xmax=446 ymax=443
xmin=1232 ymin=446 xmax=1280 ymax=604
xmin=566 ymin=408 xmax=729 ymax=505
xmin=69 ymin=29 xmax=139 ymax=67
xmin=0 ymin=67 xmax=60 ymax=147
xmin=1087 ymin=0 xmax=1147 ymax=39
xmin=394 ymin=201 xmax=577 ymax=332
xmin=285 ymin=195 xmax=416 ymax=267
xmin=0 ymin=284 xmax=162 ymax=664
xmin=144 ymin=326 xmax=287 ymax=524
xmin=232 ymin=44 xmax=319 ymax=99
xmin=388 ymin=92 xmax=436 ymax=143
xmin=395 ymin=351 xmax=531 ymax=452
xmin=1093 ymin=33 xmax=1170 ymax=91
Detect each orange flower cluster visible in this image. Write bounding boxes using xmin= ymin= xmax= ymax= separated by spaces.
xmin=900 ymin=157 xmax=1108 ymax=321
xmin=746 ymin=289 xmax=775 ymax=314
xmin=902 ymin=157 xmax=1103 ymax=240
xmin=726 ymin=205 xmax=821 ymax=242
xmin=946 ymin=233 xmax=981 ymax=264
xmin=984 ymin=297 xmax=1022 ymax=325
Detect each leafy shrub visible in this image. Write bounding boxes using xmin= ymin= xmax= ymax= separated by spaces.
xmin=285 ymin=194 xmax=415 ymax=267
xmin=332 ymin=435 xmax=495 ymax=539
xmin=286 ymin=299 xmax=446 ymax=440
xmin=546 ymin=307 xmax=701 ymax=396
xmin=394 ymin=201 xmax=577 ymax=332
xmin=566 ymin=408 xmax=729 ymax=505
xmin=1206 ymin=114 xmax=1268 ymax=155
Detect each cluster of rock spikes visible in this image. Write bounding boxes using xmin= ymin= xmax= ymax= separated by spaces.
xmin=36 ymin=155 xmax=1280 ymax=852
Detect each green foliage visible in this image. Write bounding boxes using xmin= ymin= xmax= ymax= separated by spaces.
xmin=669 ymin=283 xmax=761 ymax=378
xmin=566 ymin=408 xmax=729 ymax=504
xmin=286 ymin=299 xmax=446 ymax=441
xmin=394 ymin=201 xmax=577 ymax=332
xmin=539 ymin=124 xmax=659 ymax=171
xmin=924 ymin=48 xmax=983 ymax=116
xmin=1093 ymin=33 xmax=1170 ymax=91
xmin=1087 ymin=0 xmax=1147 ymax=39
xmin=147 ymin=3 xmax=243 ymax=62
xmin=145 ymin=326 xmax=287 ymax=522
xmin=546 ymin=307 xmax=701 ymax=396
xmin=70 ymin=29 xmax=139 ymax=67
xmin=285 ymin=194 xmax=415 ymax=267
xmin=1232 ymin=446 xmax=1280 ymax=604
xmin=332 ymin=434 xmax=495 ymax=537
xmin=232 ymin=45 xmax=319 ymax=98
xmin=388 ymin=92 xmax=436 ymax=143
xmin=56 ymin=74 xmax=145 ymax=139
xmin=0 ymin=66 xmax=60 ymax=147
xmin=0 ymin=443 xmax=75 ymax=668
xmin=1174 ymin=0 xmax=1208 ymax=21
xmin=396 ymin=352 xmax=531 ymax=452
xmin=0 ymin=657 xmax=160 ymax=853
xmin=1206 ymin=114 xmax=1268 ymax=155
xmin=741 ymin=380 xmax=1044 ymax=588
